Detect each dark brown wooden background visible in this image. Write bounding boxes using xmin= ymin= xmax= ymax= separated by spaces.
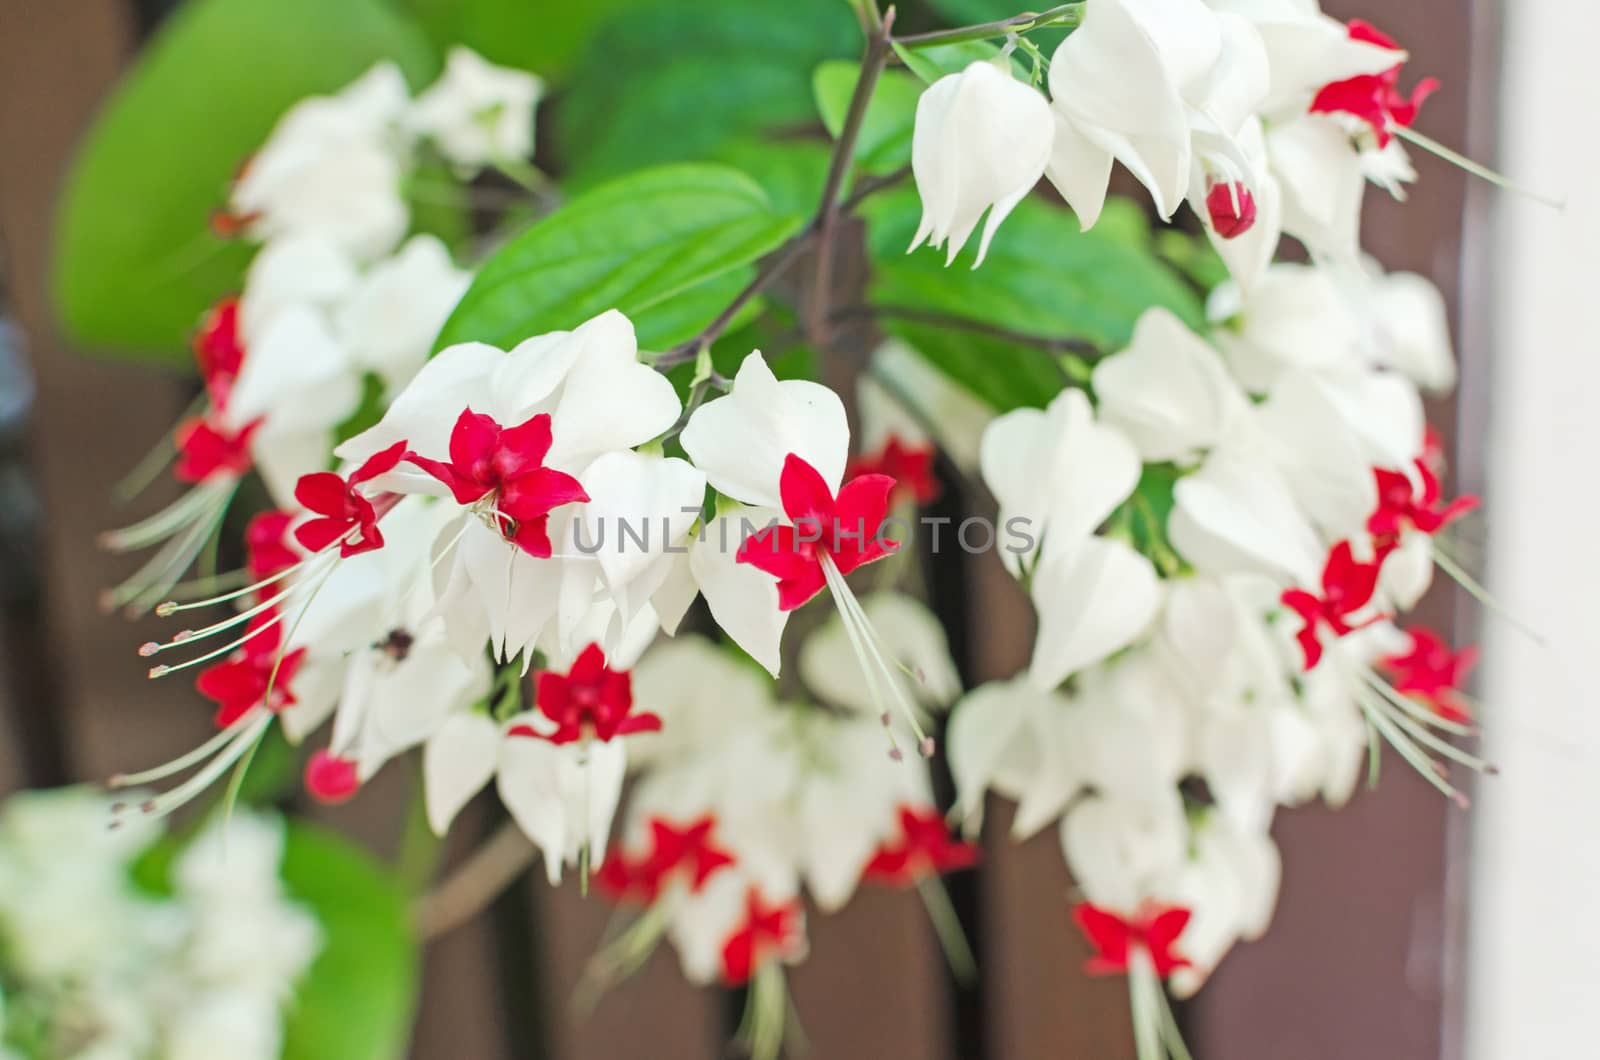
xmin=0 ymin=0 xmax=1485 ymax=1056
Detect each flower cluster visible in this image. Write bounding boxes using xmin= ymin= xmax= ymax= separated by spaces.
xmin=0 ymin=791 xmax=318 ymax=1060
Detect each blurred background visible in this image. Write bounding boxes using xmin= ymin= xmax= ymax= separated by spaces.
xmin=0 ymin=0 xmax=1593 ymax=1057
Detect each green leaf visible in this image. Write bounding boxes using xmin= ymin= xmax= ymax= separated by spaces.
xmin=892 ymin=40 xmax=1005 ymax=85
xmin=436 ymin=163 xmax=802 ymax=352
xmin=53 ymin=0 xmax=438 ymax=363
xmin=397 ymin=0 xmax=653 ymax=78
xmin=280 ymin=823 xmax=418 ymax=1060
xmin=862 ymin=189 xmax=1202 ymax=411
xmin=812 ymin=62 xmax=923 ymax=174
xmin=555 ymin=0 xmax=858 ymax=186
xmin=708 ymin=139 xmax=830 ymax=221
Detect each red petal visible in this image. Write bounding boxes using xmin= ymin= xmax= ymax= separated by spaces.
xmin=507 ymin=515 xmax=553 ymax=557
xmin=778 ymin=453 xmax=836 ymax=527
xmin=294 ymin=472 xmax=351 ymax=518
xmin=406 ymin=453 xmax=486 ymax=505
xmin=496 ymin=413 xmax=555 ymax=479
xmin=294 ymin=516 xmax=350 ymax=555
xmin=1072 ymin=903 xmax=1131 ymax=975
xmin=350 ymin=439 xmax=409 ymax=485
xmin=449 ymin=409 xmax=501 ymax=477
xmin=499 ymin=467 xmax=589 ymax=521
xmin=305 ymin=750 xmax=361 ymax=805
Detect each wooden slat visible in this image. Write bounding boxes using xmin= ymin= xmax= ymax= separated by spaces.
xmin=967 ymin=542 xmax=1137 ymax=1060
xmin=533 ymin=879 xmax=725 ymax=1060
xmin=1190 ymin=1 xmax=1477 ymax=1057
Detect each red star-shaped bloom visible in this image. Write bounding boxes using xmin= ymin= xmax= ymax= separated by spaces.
xmin=720 ymin=888 xmax=805 ymax=986
xmin=1281 ymin=540 xmax=1386 ymax=671
xmin=1310 ymin=20 xmax=1440 ymax=148
xmin=1382 ymin=626 xmax=1479 ymax=724
xmin=173 ymin=415 xmax=259 ymax=484
xmin=1368 ymin=459 xmax=1479 ymax=547
xmin=523 ymin=643 xmax=661 ymax=745
xmin=292 ymin=440 xmax=408 ymax=557
xmin=406 ymin=409 xmax=589 ymax=557
xmin=864 ymin=805 xmax=981 ymax=886
xmin=193 ymin=296 xmax=244 ymax=409
xmin=597 ymin=815 xmax=736 ymax=904
xmin=737 ymin=453 xmax=897 ymax=611
xmin=1073 ymin=901 xmax=1193 ymax=979
xmin=194 ymin=615 xmax=305 ymax=728
xmin=847 ymin=435 xmax=941 ymax=507
xmin=245 ymin=510 xmax=298 ymax=582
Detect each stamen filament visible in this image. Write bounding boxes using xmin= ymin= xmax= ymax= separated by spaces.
xmin=1394 ymin=126 xmax=1566 ymax=210
xmin=130 ymin=711 xmax=272 ymax=820
xmin=108 ymin=720 xmax=247 ymax=787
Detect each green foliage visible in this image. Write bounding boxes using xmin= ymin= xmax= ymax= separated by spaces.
xmin=280 ymin=824 xmax=419 ymax=1060
xmin=812 ymin=62 xmax=922 ymax=174
xmin=52 ymin=0 xmax=438 ymax=363
xmin=436 ymin=164 xmax=802 ymax=352
xmin=861 ymin=189 xmax=1203 ymax=411
xmin=554 ymin=0 xmax=858 ymax=186
xmin=708 ymin=140 xmax=830 ymax=221
xmin=397 ymin=0 xmax=652 ymax=78
xmin=892 ymin=40 xmax=1006 ymax=85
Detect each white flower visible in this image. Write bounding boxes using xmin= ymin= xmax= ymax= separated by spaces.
xmin=424 ymin=711 xmax=626 ymax=882
xmin=1209 ymin=262 xmax=1364 ymax=391
xmin=979 ymin=389 xmax=1141 ymax=575
xmin=409 ymin=47 xmax=544 ymax=170
xmin=799 ymin=591 xmax=962 ymax=720
xmin=337 ymin=309 xmax=691 ymax=662
xmin=1060 ymin=790 xmax=1189 ymax=912
xmin=336 ymin=234 xmax=473 ymax=394
xmin=909 ymin=60 xmax=1053 ymax=265
xmin=1169 ymin=443 xmax=1324 ymax=585
xmin=1046 ymin=0 xmax=1269 ymax=227
xmin=1368 ymin=269 xmax=1456 ymax=391
xmin=1029 ymin=536 xmax=1163 ymax=690
xmin=625 ymin=636 xmax=775 ymax=768
xmin=1210 ymin=0 xmax=1405 ymax=116
xmin=237 ymin=233 xmax=358 ymax=343
xmin=947 ymin=676 xmax=1084 ymax=837
xmin=232 ymin=140 xmax=409 ymax=262
xmin=1264 ymin=113 xmax=1369 ymax=261
xmin=1091 ymin=307 xmax=1247 ymax=464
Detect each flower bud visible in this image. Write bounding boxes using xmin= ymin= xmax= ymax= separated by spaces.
xmin=1205 ymin=180 xmax=1258 ymax=239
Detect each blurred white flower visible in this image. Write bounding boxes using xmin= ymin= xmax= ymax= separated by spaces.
xmin=410 ymin=47 xmax=544 ymax=170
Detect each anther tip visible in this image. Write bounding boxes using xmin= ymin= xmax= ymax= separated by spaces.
xmin=96 ymin=591 xmax=117 ymax=614
xmin=137 ymin=642 xmax=160 ymax=658
xmin=879 ymin=711 xmax=892 ymax=728
xmin=174 ymin=629 xmax=194 ymax=642
xmin=155 ymin=601 xmax=178 ymax=617
xmin=1451 ymin=791 xmax=1472 ymax=810
xmin=147 ymin=665 xmax=170 ymax=679
xmin=139 ymin=799 xmax=157 ymax=814
xmin=1485 ymin=764 xmax=1501 ymax=777
xmin=918 ymin=737 xmax=936 ymax=759
xmin=888 ymin=748 xmax=904 ymax=762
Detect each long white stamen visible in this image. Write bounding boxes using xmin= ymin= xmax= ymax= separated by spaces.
xmin=1431 ymin=543 xmax=1547 ymax=646
xmin=158 ymin=549 xmax=333 ymax=614
xmin=820 ymin=554 xmax=933 ymax=756
xmin=820 ymin=556 xmax=904 ymax=758
xmin=132 ymin=713 xmax=272 ymax=820
xmin=101 ymin=480 xmax=232 ymax=552
xmin=1359 ymin=669 xmax=1477 ymax=736
xmin=104 ymin=502 xmax=228 ymax=615
xmin=1356 ymin=689 xmax=1468 ymax=806
xmin=148 ymin=609 xmax=285 ymax=679
xmin=1394 ymin=126 xmax=1566 ymax=210
xmin=108 ymin=719 xmax=250 ymax=787
xmin=144 ymin=552 xmax=336 ymax=653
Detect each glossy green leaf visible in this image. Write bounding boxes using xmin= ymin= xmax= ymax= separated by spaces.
xmin=398 ymin=0 xmax=652 ymax=78
xmin=53 ymin=0 xmax=438 ymax=363
xmin=812 ymin=61 xmax=923 ymax=174
xmin=862 ymin=189 xmax=1202 ymax=411
xmin=280 ymin=823 xmax=419 ymax=1060
xmin=892 ymin=40 xmax=1007 ymax=85
xmin=436 ymin=163 xmax=802 ymax=351
xmin=554 ymin=0 xmax=858 ymax=187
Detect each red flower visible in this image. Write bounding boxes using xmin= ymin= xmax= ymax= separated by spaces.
xmin=194 ymin=616 xmax=305 ymax=728
xmin=847 ymin=435 xmax=941 ymax=507
xmin=736 ymin=453 xmax=897 ymax=611
xmin=1310 ymin=20 xmax=1439 ymax=147
xmin=1205 ymin=180 xmax=1258 ymax=240
xmin=292 ymin=441 xmax=408 ymax=557
xmin=1074 ymin=902 xmax=1193 ymax=979
xmin=304 ymin=750 xmax=361 ymax=804
xmin=407 ymin=409 xmax=589 ymax=557
xmin=597 ymin=815 xmax=736 ymax=904
xmin=720 ymin=888 xmax=805 ymax=986
xmin=1382 ymin=626 xmax=1478 ymax=724
xmin=864 ymin=805 xmax=981 ymax=886
xmin=173 ymin=415 xmax=259 ymax=484
xmin=1368 ymin=459 xmax=1479 ymax=547
xmin=523 ymin=643 xmax=661 ymax=745
xmin=245 ymin=510 xmax=299 ymax=582
xmin=1281 ymin=541 xmax=1385 ymax=671
xmin=194 ymin=296 xmax=244 ymax=409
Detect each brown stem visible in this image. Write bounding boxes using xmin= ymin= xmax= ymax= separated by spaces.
xmin=832 ymin=303 xmax=1101 ymax=358
xmin=807 ymin=5 xmax=897 ymax=348
xmin=414 ymin=821 xmax=536 ymax=941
